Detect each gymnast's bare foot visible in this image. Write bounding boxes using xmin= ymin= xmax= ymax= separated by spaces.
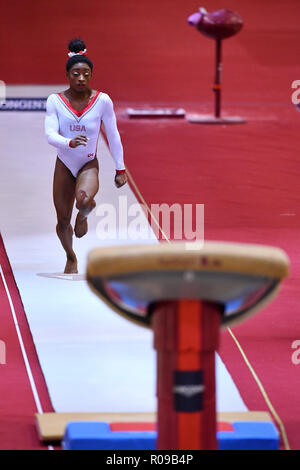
xmin=74 ymin=212 xmax=88 ymax=238
xmin=74 ymin=200 xmax=96 ymax=238
xmin=64 ymin=255 xmax=78 ymax=274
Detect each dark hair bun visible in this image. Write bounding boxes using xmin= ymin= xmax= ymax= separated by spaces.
xmin=66 ymin=37 xmax=93 ymax=72
xmin=68 ymin=38 xmax=86 ymax=53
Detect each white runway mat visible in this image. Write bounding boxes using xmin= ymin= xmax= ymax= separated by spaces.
xmin=0 ymin=86 xmax=247 ymax=413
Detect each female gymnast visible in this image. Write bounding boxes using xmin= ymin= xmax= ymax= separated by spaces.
xmin=45 ymin=38 xmax=127 ymax=274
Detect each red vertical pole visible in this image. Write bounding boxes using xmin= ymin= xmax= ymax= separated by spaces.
xmin=152 ymin=299 xmax=221 ymax=450
xmin=213 ymin=38 xmax=222 ymax=118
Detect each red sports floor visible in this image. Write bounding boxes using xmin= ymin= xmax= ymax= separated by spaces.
xmin=1 ymin=0 xmax=300 ymax=450
xmin=122 ymin=106 xmax=300 ymax=450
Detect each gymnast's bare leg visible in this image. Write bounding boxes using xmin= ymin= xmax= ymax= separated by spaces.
xmin=53 ymin=157 xmax=78 ymax=274
xmin=53 ymin=157 xmax=99 ymax=273
xmin=74 ymin=158 xmax=99 ymax=238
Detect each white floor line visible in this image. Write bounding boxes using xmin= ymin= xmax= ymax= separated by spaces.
xmin=0 ymin=264 xmax=43 ymax=414
xmin=0 ymin=264 xmax=53 ymax=450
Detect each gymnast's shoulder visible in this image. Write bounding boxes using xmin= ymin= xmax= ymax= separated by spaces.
xmin=45 ymin=93 xmax=60 ymax=112
xmin=99 ymin=91 xmax=115 ymax=106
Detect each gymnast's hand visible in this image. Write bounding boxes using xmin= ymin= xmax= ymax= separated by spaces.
xmin=69 ymin=134 xmax=88 ymax=148
xmin=115 ymin=171 xmax=127 ymax=188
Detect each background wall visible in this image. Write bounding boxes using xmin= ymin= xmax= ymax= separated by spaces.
xmin=1 ymin=0 xmax=300 ymax=103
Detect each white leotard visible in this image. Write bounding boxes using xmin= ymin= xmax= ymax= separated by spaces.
xmin=44 ymin=91 xmax=125 ymax=177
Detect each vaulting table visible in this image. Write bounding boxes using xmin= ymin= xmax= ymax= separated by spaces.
xmin=86 ymin=241 xmax=289 ymax=450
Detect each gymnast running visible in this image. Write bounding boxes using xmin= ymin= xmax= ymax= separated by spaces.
xmin=45 ymin=38 xmax=127 ymax=274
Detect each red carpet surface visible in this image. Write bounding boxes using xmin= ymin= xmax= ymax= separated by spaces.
xmin=1 ymin=0 xmax=300 ymax=450
xmin=120 ymin=105 xmax=300 ymax=450
xmin=0 ymin=235 xmax=55 ymax=450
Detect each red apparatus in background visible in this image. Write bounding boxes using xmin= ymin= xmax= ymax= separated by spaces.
xmin=187 ymin=7 xmax=245 ymax=124
xmin=188 ymin=7 xmax=243 ymax=40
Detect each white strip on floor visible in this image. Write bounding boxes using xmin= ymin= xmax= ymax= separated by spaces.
xmin=0 ymin=85 xmax=247 ymax=413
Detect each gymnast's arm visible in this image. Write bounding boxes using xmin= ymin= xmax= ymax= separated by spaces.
xmin=101 ymin=94 xmax=126 ymax=171
xmin=44 ymin=95 xmax=71 ymax=149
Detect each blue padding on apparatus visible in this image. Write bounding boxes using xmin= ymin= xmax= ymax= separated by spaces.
xmin=218 ymin=422 xmax=280 ymax=450
xmin=63 ymin=421 xmax=279 ymax=450
xmin=63 ymin=422 xmax=156 ymax=450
